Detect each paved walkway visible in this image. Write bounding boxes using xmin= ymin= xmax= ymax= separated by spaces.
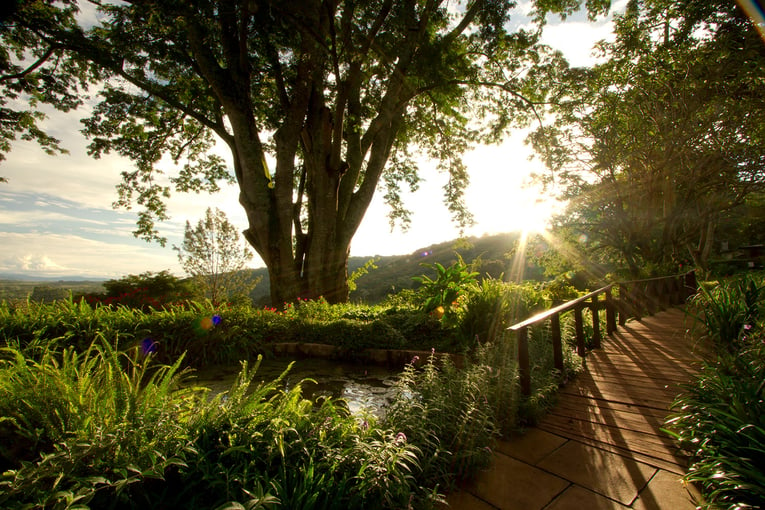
xmin=444 ymin=308 xmax=708 ymax=509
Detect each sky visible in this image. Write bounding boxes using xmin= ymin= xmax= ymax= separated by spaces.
xmin=0 ymin=2 xmax=624 ymax=280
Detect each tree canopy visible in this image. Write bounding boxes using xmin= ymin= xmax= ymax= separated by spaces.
xmin=531 ymin=0 xmax=765 ymax=277
xmin=2 ymin=0 xmax=609 ymax=303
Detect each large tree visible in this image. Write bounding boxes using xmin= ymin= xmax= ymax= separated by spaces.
xmin=1 ymin=0 xmax=608 ymax=303
xmin=531 ymin=0 xmax=765 ymax=277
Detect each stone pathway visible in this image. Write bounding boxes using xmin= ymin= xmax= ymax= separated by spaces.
xmin=444 ymin=309 xmax=707 ymax=509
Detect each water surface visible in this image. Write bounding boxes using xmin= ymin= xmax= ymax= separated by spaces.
xmin=190 ymin=357 xmax=401 ymax=417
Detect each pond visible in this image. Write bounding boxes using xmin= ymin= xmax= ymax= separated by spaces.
xmin=190 ymin=357 xmax=401 ymax=418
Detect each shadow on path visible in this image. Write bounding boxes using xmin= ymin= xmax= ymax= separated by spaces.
xmin=444 ymin=308 xmax=706 ymax=510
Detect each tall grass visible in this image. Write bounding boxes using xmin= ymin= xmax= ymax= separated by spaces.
xmin=0 ymin=340 xmax=428 ymax=509
xmin=664 ymin=272 xmax=765 ymax=509
xmin=385 ymin=349 xmax=498 ymax=488
xmin=689 ymin=275 xmax=763 ymax=351
xmin=0 ymin=338 xmax=197 ymax=508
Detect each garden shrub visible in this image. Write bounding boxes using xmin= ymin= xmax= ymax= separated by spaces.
xmin=0 ymin=340 xmax=197 ymax=507
xmin=0 ymin=343 xmax=429 ymax=510
xmin=0 ymin=299 xmax=453 ymax=367
xmin=459 ymin=279 xmax=546 ymax=345
xmin=664 ymin=273 xmax=765 ymax=509
xmin=689 ymin=274 xmax=764 ymax=351
xmin=384 ymin=350 xmax=498 ymax=490
xmin=664 ymin=341 xmax=765 ymax=509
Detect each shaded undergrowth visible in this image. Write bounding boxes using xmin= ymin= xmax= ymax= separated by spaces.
xmin=664 ymin=273 xmax=765 ymax=509
xmin=0 ymin=276 xmax=587 ymax=509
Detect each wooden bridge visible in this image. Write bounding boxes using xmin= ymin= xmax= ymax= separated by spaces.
xmin=445 ymin=274 xmax=707 ymax=509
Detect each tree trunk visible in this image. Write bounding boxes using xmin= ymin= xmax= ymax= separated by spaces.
xmin=238 ymin=106 xmax=358 ymax=305
xmin=688 ymin=216 xmax=716 ymax=278
xmin=225 ymin=3 xmax=407 ymax=306
xmin=246 ymin=216 xmax=351 ymax=305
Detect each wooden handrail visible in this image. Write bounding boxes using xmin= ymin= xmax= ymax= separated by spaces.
xmin=508 ymin=271 xmax=697 ymax=396
xmin=508 ymin=285 xmax=613 ymax=331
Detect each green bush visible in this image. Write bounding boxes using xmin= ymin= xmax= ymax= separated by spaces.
xmin=664 ymin=273 xmax=765 ymax=509
xmin=412 ymin=256 xmax=479 ymax=314
xmin=0 ymin=343 xmax=429 ymax=509
xmin=459 ymin=279 xmax=546 ymax=345
xmin=0 ymin=299 xmax=454 ymax=367
xmin=0 ymin=340 xmax=197 ymax=507
xmin=689 ymin=274 xmax=764 ymax=351
xmin=664 ymin=341 xmax=765 ymax=509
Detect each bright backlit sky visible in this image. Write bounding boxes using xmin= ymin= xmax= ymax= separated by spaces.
xmin=0 ymin=2 xmax=624 ymax=279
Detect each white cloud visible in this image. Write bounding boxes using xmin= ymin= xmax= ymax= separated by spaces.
xmin=6 ymin=137 xmax=130 ymax=210
xmin=541 ymin=19 xmax=616 ymax=67
xmin=13 ymin=254 xmax=69 ymax=273
xmin=0 ymin=232 xmax=181 ymax=278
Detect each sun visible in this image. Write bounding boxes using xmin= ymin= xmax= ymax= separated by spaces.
xmin=520 ymin=195 xmax=564 ymax=236
xmin=497 ymin=183 xmax=566 ymax=282
xmin=481 ymin=180 xmax=565 ymax=238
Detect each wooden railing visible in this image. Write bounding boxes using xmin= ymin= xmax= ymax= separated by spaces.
xmin=507 ymin=271 xmax=698 ymax=396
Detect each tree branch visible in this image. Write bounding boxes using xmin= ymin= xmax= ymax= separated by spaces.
xmin=441 ymin=0 xmax=484 ymax=46
xmin=0 ymin=45 xmax=58 ymax=82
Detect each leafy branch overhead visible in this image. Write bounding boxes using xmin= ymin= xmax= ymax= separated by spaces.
xmin=2 ymin=0 xmax=609 ymax=303
xmin=530 ymin=0 xmax=765 ymax=277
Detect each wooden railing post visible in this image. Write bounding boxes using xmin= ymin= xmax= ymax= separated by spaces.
xmin=591 ymin=295 xmax=601 ymax=349
xmin=676 ymin=274 xmax=685 ymax=304
xmin=684 ymin=270 xmax=698 ymax=301
xmin=606 ymin=287 xmax=617 ymax=334
xmin=618 ymin=283 xmax=627 ymax=326
xmin=518 ymin=327 xmax=530 ymax=396
xmin=551 ymin=313 xmax=563 ymax=373
xmin=575 ymin=305 xmax=586 ymax=357
xmin=644 ymin=280 xmax=656 ymax=315
xmin=632 ymin=283 xmax=643 ymax=321
xmin=659 ymin=278 xmax=668 ymax=310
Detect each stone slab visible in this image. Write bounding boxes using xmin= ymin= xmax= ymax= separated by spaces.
xmin=545 ymin=485 xmax=630 ymax=510
xmin=631 ymin=470 xmax=701 ymax=510
xmin=536 ymin=440 xmax=656 ymax=505
xmin=442 ymin=490 xmax=498 ymax=510
xmin=461 ymin=452 xmax=569 ymax=510
xmin=494 ymin=429 xmax=568 ymax=465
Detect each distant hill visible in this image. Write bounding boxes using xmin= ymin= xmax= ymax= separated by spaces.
xmin=0 ymin=279 xmax=106 ymax=301
xmin=0 ymin=232 xmax=548 ymax=305
xmin=0 ymin=273 xmax=99 ymax=282
xmin=248 ymin=232 xmax=545 ymax=305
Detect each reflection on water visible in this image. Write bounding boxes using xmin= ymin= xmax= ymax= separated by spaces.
xmin=189 ymin=357 xmax=401 ymax=417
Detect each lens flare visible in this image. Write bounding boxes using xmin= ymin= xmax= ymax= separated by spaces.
xmin=200 ymin=317 xmax=214 ymax=330
xmin=737 ymin=0 xmax=765 ymax=43
xmin=194 ymin=314 xmax=222 ymax=334
xmin=140 ymin=337 xmax=158 ymax=355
